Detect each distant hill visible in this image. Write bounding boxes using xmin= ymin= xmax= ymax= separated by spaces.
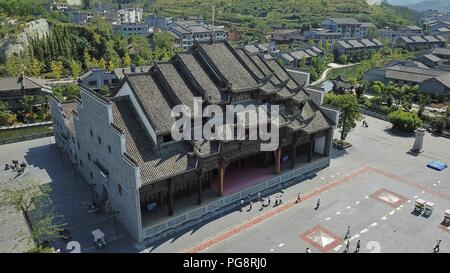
xmin=409 ymin=0 xmax=450 ymax=11
xmin=389 ymin=0 xmax=450 ymax=11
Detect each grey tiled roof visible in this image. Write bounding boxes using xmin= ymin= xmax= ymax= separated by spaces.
xmin=126 ymin=72 xmax=175 ymax=135
xmin=157 ymin=62 xmax=198 ymax=112
xmin=235 ymin=48 xmax=265 ymax=79
xmin=290 ymin=50 xmax=310 ymax=60
xmin=198 ymin=42 xmax=259 ymax=91
xmin=177 ymin=52 xmax=227 ymax=103
xmin=0 ymin=76 xmax=48 ymax=92
xmin=111 ymin=98 xmax=197 ymax=184
xmin=329 ymin=18 xmax=360 ymax=25
xmin=432 ymin=47 xmax=450 ymax=57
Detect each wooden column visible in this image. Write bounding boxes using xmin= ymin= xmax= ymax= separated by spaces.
xmin=167 ymin=179 xmax=173 ymax=216
xmin=197 ymin=169 xmax=203 ymax=205
xmin=275 ymin=146 xmax=281 ymax=174
xmin=218 ymin=158 xmax=225 ymax=197
xmin=290 ymin=144 xmax=297 ymax=169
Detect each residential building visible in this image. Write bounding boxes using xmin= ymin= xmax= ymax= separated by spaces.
xmin=363 ymin=61 xmax=450 ymax=96
xmin=272 ymin=29 xmax=302 ymax=44
xmin=168 ymin=20 xmax=227 ymax=49
xmin=145 ymin=14 xmax=173 ymax=29
xmin=118 ymin=8 xmax=143 ymax=24
xmin=432 ymin=48 xmax=450 ymax=60
xmin=396 ymin=35 xmax=447 ymax=51
xmin=0 ymin=75 xmax=52 ymax=110
xmin=304 ymin=29 xmax=342 ymax=44
xmin=78 ymin=68 xmax=119 ymax=91
xmin=379 ymin=25 xmax=424 ymax=43
xmin=320 ymin=18 xmax=375 ymax=39
xmin=334 ymin=38 xmax=383 ymax=56
xmin=112 ymin=23 xmax=152 ymax=37
xmin=50 ymin=40 xmax=338 ymax=243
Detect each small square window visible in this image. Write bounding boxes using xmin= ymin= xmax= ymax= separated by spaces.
xmin=108 ymin=145 xmax=111 ymax=154
xmin=90 ymin=130 xmax=93 ymax=137
xmin=98 ymin=137 xmax=102 ymax=145
xmin=118 ymin=184 xmax=122 ymax=196
xmin=88 ymin=153 xmax=91 ymax=161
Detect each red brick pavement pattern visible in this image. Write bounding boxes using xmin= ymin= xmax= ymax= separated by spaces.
xmin=370 ymin=188 xmax=408 ymax=208
xmin=299 ymin=225 xmax=343 ymax=253
xmin=369 ymin=167 xmax=450 ymax=201
xmin=185 ymin=165 xmax=371 ymax=253
xmin=185 ymin=165 xmax=450 ymax=253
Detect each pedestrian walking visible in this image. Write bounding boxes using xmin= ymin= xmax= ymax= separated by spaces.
xmin=296 ymin=193 xmax=302 ymax=203
xmin=433 ymin=240 xmax=441 ymax=253
xmin=305 ymin=248 xmax=311 ymax=253
xmin=279 ymin=194 xmax=283 ymax=204
xmin=355 ymin=240 xmax=361 ymax=253
xmin=344 ymin=240 xmax=350 ymax=253
xmin=315 ymin=198 xmax=321 ymax=210
xmin=248 ymin=201 xmax=252 ymax=211
xmin=267 ymin=196 xmax=271 ymax=206
xmin=345 ymin=226 xmax=351 ymax=239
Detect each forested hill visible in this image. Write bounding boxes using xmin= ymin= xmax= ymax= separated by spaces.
xmin=149 ymin=0 xmax=415 ymax=27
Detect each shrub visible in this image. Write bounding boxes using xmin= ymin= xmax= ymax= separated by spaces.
xmin=388 ymin=110 xmax=422 ymax=133
xmin=430 ymin=116 xmax=449 ymax=134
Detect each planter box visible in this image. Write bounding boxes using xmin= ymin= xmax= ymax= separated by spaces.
xmin=332 ymin=139 xmax=352 ymax=150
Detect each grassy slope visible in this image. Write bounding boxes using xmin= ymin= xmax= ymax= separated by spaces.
xmin=0 ymin=125 xmax=52 ymax=140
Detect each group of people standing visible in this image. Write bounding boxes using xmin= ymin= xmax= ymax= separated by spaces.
xmin=4 ymin=160 xmax=27 ymax=175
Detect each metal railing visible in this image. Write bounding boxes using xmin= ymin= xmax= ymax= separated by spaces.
xmin=142 ymin=157 xmax=330 ymax=243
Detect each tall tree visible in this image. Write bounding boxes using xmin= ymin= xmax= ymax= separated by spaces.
xmin=69 ymin=59 xmax=81 ymax=80
xmin=50 ymin=61 xmax=64 ymax=80
xmin=324 ymin=93 xmax=362 ymax=141
xmin=123 ymin=52 xmax=132 ymax=67
xmin=29 ymin=58 xmax=43 ymax=77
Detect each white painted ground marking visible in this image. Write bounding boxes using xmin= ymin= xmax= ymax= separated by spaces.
xmin=388 ymin=210 xmax=396 ymax=215
xmin=331 ymin=175 xmax=335 ymax=178
xmin=336 ymin=211 xmax=341 ymax=215
xmin=421 ymin=191 xmax=425 ymax=194
xmin=337 ymin=172 xmax=341 ymax=175
xmin=360 ymin=228 xmax=369 ymax=234
xmin=365 ymin=196 xmax=369 ymax=199
xmin=399 ymin=204 xmax=404 ymax=208
xmin=346 ymin=206 xmax=351 ymax=210
xmin=350 ymin=234 xmax=360 ymax=241
xmin=381 ymin=216 xmax=387 ymax=220
xmin=320 ymin=177 xmax=325 ymax=180
xmin=334 ymin=245 xmax=342 ymax=251
xmin=407 ymin=200 xmax=412 ymax=203
xmin=396 ymin=207 xmax=402 ymax=211
xmin=270 ymin=249 xmax=274 ymax=252
xmin=325 ymin=217 xmax=331 ymax=221
xmin=278 ymin=243 xmax=284 ymax=248
xmin=355 ymin=201 xmax=360 ymax=205
xmin=371 ymin=222 xmax=378 ymax=227
xmin=438 ymin=181 xmax=441 ymax=184
xmin=433 ymin=184 xmax=436 ymax=187
xmin=414 ymin=195 xmax=418 ymax=198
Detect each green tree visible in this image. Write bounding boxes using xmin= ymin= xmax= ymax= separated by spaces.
xmin=69 ymin=59 xmax=81 ymax=79
xmin=98 ymin=58 xmax=107 ymax=69
xmin=50 ymin=60 xmax=64 ymax=80
xmin=324 ymin=93 xmax=362 ymax=141
xmin=29 ymin=58 xmax=43 ymax=77
xmin=388 ymin=110 xmax=422 ymax=133
xmin=152 ymin=31 xmax=175 ymax=50
xmin=123 ymin=52 xmax=132 ymax=67
xmin=5 ymin=55 xmax=26 ymax=76
xmin=0 ymin=180 xmax=63 ymax=247
xmin=20 ymin=96 xmax=35 ymax=114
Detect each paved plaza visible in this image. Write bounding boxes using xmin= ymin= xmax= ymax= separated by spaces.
xmin=0 ymin=115 xmax=449 ymax=253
